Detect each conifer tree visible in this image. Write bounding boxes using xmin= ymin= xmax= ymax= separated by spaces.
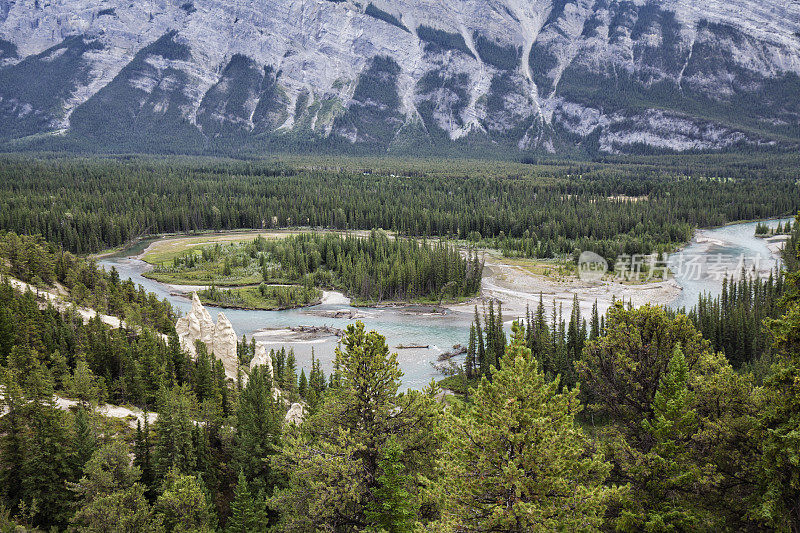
xmin=465 ymin=324 xmax=476 ymax=379
xmin=72 ymin=405 xmax=97 ymax=475
xmin=437 ymin=322 xmax=619 ymax=531
xmin=756 ymin=232 xmax=800 ymax=531
xmin=70 ymin=442 xmax=158 ymax=533
xmin=577 ymin=303 xmax=712 ymax=439
xmin=364 ymin=439 xmax=418 ymax=533
xmin=283 ymin=351 xmax=297 ymax=393
xmin=154 ymin=468 xmax=217 ymax=533
xmin=232 ymin=366 xmax=282 ymax=496
xmin=298 ymin=369 xmax=308 ymax=400
xmin=0 ymin=369 xmax=25 ymax=515
xmin=615 ymin=346 xmax=706 ymax=530
xmin=590 ymin=299 xmax=600 ymax=340
xmin=227 ymin=470 xmax=267 ymax=533
xmin=18 ymin=363 xmax=75 ymax=528
xmin=474 ymin=306 xmax=486 ymax=377
xmin=153 ymin=385 xmax=197 ymax=479
xmin=134 ymin=415 xmax=155 ymax=498
xmin=272 ymin=322 xmax=438 ymax=531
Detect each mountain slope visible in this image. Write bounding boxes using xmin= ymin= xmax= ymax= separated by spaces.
xmin=1 ymin=0 xmax=798 ymax=156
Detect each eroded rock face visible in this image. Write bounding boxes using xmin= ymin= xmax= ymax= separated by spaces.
xmin=212 ymin=312 xmax=238 ymax=379
xmin=175 ymin=292 xmax=214 ymax=354
xmin=284 ymin=402 xmax=305 ymax=425
xmin=249 ymin=343 xmax=274 ymax=380
xmin=176 ymin=292 xmax=238 ymax=379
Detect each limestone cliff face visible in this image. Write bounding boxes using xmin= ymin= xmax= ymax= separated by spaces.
xmin=175 ymin=292 xmax=238 ymax=379
xmin=1 ymin=0 xmax=799 ymax=154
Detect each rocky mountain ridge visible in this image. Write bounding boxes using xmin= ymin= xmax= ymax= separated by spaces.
xmin=1 ymin=0 xmax=799 ymax=155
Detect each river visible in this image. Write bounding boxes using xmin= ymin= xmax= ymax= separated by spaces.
xmin=667 ymin=218 xmax=792 ymax=310
xmin=100 ymin=217 xmax=793 ymax=390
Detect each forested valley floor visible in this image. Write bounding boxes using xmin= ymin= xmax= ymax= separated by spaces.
xmin=1 ymin=154 xmax=800 ymax=531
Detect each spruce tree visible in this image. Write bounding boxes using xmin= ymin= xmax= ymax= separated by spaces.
xmin=283 ymin=351 xmax=297 ymax=393
xmin=134 ymin=415 xmax=155 ymax=498
xmin=615 ymin=346 xmax=706 ymax=530
xmin=70 ymin=442 xmax=158 ymax=533
xmin=0 ymin=370 xmax=25 ymax=514
xmin=227 ymin=471 xmax=267 ymax=533
xmin=153 ymin=385 xmax=197 ymax=479
xmin=590 ymin=300 xmax=600 ymax=340
xmin=154 ymin=468 xmax=217 ymax=533
xmin=72 ymin=405 xmax=97 ymax=475
xmin=232 ymin=366 xmax=282 ymax=496
xmin=364 ymin=440 xmax=418 ymax=533
xmin=465 ymin=324 xmax=476 ymax=379
xmin=298 ymin=369 xmax=308 ymax=400
xmin=474 ymin=306 xmax=486 ymax=377
xmin=756 ymin=242 xmax=800 ymax=531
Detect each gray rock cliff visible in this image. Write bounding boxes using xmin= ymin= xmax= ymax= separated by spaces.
xmin=1 ymin=0 xmax=798 ymax=154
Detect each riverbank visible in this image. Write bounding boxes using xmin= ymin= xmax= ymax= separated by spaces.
xmin=444 ymin=249 xmax=682 ymax=321
xmin=102 ymin=220 xmax=790 ymax=324
xmin=196 ymin=285 xmax=323 ymax=311
xmin=96 ymin=217 xmax=792 ymax=391
xmin=112 ymin=228 xmax=681 ymax=321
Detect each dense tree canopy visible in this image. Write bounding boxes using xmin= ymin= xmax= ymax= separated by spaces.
xmin=0 ymin=156 xmax=797 ymax=264
xmin=1 ymin=153 xmax=800 ymax=531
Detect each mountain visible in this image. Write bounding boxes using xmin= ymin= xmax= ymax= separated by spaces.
xmin=1 ymin=0 xmax=799 ymax=156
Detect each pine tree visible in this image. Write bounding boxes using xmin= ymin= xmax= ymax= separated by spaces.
xmin=72 ymin=405 xmax=97 ymax=475
xmin=616 ymin=346 xmax=706 ymax=530
xmin=495 ymin=301 xmax=506 ymax=360
xmin=227 ymin=470 xmax=267 ymax=533
xmin=364 ymin=439 xmax=418 ymax=533
xmin=134 ymin=415 xmax=155 ymax=498
xmin=232 ymin=366 xmax=282 ymax=496
xmin=194 ymin=342 xmax=214 ymax=402
xmin=533 ymin=293 xmax=549 ymax=369
xmin=298 ymin=369 xmax=308 ymax=400
xmin=437 ymin=322 xmax=619 ymax=531
xmin=18 ymin=364 xmax=75 ymax=528
xmin=577 ymin=303 xmax=713 ymax=439
xmin=465 ymin=324 xmax=476 ymax=379
xmin=154 ymin=468 xmax=217 ymax=533
xmin=283 ymin=351 xmax=297 ymax=393
xmin=474 ymin=306 xmax=486 ymax=377
xmin=485 ymin=300 xmax=495 ymax=367
xmin=272 ymin=322 xmax=438 ymax=531
xmin=153 ymin=385 xmax=197 ymax=479
xmin=756 ymin=246 xmax=800 ymax=531
xmin=70 ymin=442 xmax=158 ymax=533
xmin=0 ymin=370 xmax=25 ymax=515
xmin=590 ymin=300 xmax=600 ymax=340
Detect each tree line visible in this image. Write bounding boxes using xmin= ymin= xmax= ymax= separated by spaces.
xmin=257 ymin=231 xmax=483 ymax=302
xmin=1 ymin=156 xmax=798 ymax=264
xmin=0 ymin=231 xmax=177 ymax=333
